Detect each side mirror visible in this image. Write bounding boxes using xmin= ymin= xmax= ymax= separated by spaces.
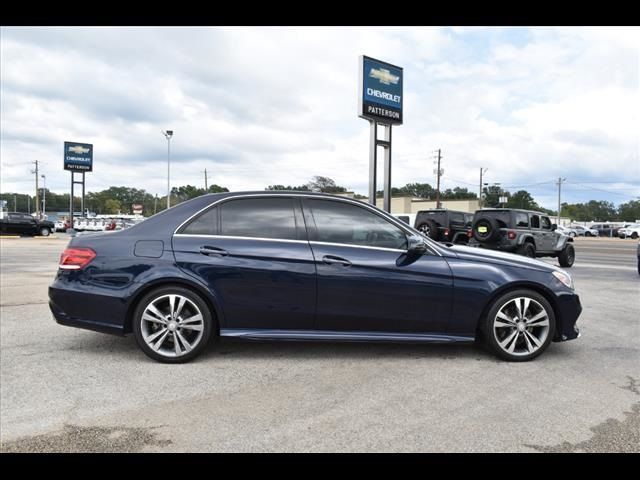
xmin=551 ymin=224 xmax=557 ymax=231
xmin=407 ymin=235 xmax=428 ymax=255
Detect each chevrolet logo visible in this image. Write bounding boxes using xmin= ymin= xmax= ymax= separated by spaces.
xmin=68 ymin=145 xmax=90 ymax=154
xmin=369 ymin=67 xmax=399 ymax=86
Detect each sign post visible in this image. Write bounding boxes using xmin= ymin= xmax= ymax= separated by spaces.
xmin=64 ymin=142 xmax=93 ymax=228
xmin=358 ymin=55 xmax=403 ymax=212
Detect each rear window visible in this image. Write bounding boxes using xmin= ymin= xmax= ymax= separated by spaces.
xmin=515 ymin=213 xmax=528 ymax=228
xmin=450 ymin=212 xmax=464 ymax=223
xmin=181 ymin=207 xmax=219 ymax=235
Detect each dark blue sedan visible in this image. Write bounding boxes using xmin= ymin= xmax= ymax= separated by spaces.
xmin=49 ymin=192 xmax=581 ymax=363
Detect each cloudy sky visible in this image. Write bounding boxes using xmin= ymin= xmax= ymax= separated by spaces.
xmin=1 ymin=26 xmax=639 ymax=209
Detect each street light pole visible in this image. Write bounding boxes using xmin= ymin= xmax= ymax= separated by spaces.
xmin=162 ymin=130 xmax=173 ymax=209
xmin=41 ymin=174 xmax=46 ymax=216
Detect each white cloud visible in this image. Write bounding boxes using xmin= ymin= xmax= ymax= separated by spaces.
xmin=1 ymin=26 xmax=638 ymax=209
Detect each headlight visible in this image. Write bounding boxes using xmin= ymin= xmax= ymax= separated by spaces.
xmin=552 ymin=270 xmax=574 ymax=290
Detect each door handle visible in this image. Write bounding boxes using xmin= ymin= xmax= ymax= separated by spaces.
xmin=322 ymin=255 xmax=351 ymax=266
xmin=199 ymin=246 xmax=229 ymax=256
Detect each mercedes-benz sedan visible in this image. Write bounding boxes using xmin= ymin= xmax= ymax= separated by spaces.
xmin=49 ymin=192 xmax=581 ymax=363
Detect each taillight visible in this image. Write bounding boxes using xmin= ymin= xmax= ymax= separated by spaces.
xmin=467 ymin=230 xmax=473 ymax=238
xmin=507 ymin=230 xmax=517 ymax=240
xmin=444 ymin=228 xmax=450 ymax=237
xmin=59 ymin=247 xmax=96 ymax=270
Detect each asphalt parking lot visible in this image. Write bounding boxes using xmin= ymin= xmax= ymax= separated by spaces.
xmin=1 ymin=235 xmax=638 ymax=452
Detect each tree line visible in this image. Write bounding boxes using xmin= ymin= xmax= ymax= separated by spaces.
xmin=1 ymin=175 xmax=638 ymax=221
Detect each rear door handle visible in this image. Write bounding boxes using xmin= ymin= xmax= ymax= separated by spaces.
xmin=199 ymin=246 xmax=229 ymax=256
xmin=322 ymin=255 xmax=351 ymax=266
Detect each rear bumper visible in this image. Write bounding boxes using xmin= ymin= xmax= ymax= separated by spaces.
xmin=554 ymin=292 xmax=582 ymax=342
xmin=49 ymin=282 xmax=128 ymax=336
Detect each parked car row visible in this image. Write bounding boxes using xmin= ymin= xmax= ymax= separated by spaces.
xmin=57 ymin=216 xmax=147 ymax=233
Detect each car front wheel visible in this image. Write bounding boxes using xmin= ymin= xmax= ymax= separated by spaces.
xmin=133 ymin=286 xmax=214 ymax=363
xmin=39 ymin=227 xmax=50 ymax=236
xmin=482 ymin=290 xmax=556 ymax=362
xmin=557 ymin=244 xmax=575 ymax=268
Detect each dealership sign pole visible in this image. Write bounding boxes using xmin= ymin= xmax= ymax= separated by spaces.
xmin=358 ymin=55 xmax=403 ymax=212
xmin=64 ymin=142 xmax=93 ymax=228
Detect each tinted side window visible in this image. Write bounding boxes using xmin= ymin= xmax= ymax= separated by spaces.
xmin=530 ymin=215 xmax=540 ymax=228
xmin=450 ymin=212 xmax=464 ymax=223
xmin=306 ymin=199 xmax=407 ymax=250
xmin=515 ymin=213 xmax=529 ymax=228
xmin=541 ymin=216 xmax=551 ymax=230
xmin=181 ymin=206 xmax=219 ymax=235
xmin=220 ymin=198 xmax=297 ymax=240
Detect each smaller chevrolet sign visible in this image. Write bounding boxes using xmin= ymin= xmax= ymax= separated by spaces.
xmin=64 ymin=141 xmax=93 ymax=172
xmin=358 ymin=55 xmax=403 ymax=125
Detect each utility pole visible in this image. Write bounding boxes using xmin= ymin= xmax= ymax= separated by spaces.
xmin=556 ymin=177 xmax=566 ymax=225
xmin=31 ymin=160 xmax=40 ymax=217
xmin=479 ymin=167 xmax=488 ymax=208
xmin=14 ymin=194 xmax=17 ymax=212
xmin=433 ymin=149 xmax=443 ymax=208
xmin=154 ymin=194 xmax=158 ymax=215
xmin=204 ymin=168 xmax=208 ymax=190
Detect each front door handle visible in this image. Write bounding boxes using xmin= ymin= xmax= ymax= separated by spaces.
xmin=199 ymin=246 xmax=229 ymax=256
xmin=322 ymin=255 xmax=352 ymax=266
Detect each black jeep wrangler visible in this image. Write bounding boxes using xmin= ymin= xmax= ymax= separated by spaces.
xmin=415 ymin=209 xmax=473 ymax=244
xmin=468 ymin=209 xmax=575 ymax=267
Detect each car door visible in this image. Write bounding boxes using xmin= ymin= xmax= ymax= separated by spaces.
xmin=302 ymin=198 xmax=453 ymax=333
xmin=172 ymin=196 xmax=316 ymax=330
xmin=539 ymin=216 xmax=555 ymax=251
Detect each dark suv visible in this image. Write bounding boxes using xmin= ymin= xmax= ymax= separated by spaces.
xmin=415 ymin=209 xmax=473 ymax=244
xmin=468 ymin=209 xmax=575 ymax=267
xmin=0 ymin=212 xmax=55 ymax=236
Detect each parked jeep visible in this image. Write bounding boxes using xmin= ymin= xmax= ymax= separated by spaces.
xmin=468 ymin=209 xmax=575 ymax=267
xmin=414 ymin=209 xmax=473 ymax=244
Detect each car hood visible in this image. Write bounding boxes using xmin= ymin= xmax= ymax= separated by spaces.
xmin=444 ymin=244 xmax=562 ymax=273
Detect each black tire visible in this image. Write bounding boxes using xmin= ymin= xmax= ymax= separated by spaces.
xmin=569 ymin=232 xmax=576 ymax=238
xmin=516 ymin=242 xmax=536 ymax=258
xmin=557 ymin=243 xmax=575 ymax=268
xmin=472 ymin=216 xmax=501 ymax=243
xmin=39 ymin=227 xmax=51 ymax=236
xmin=632 ymin=232 xmax=639 ymax=239
xmin=585 ymin=232 xmax=592 ymax=237
xmin=416 ymin=219 xmax=439 ymax=240
xmin=481 ymin=289 xmax=556 ymax=362
xmin=133 ymin=286 xmax=214 ymax=363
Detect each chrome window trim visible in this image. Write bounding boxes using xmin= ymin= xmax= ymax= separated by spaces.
xmin=310 ymin=241 xmax=406 ymax=254
xmin=172 ymin=193 xmax=441 ymax=256
xmin=173 ymin=234 xmax=308 ymax=245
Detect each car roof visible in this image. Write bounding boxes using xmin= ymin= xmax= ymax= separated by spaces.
xmin=476 ymin=208 xmax=549 ymax=215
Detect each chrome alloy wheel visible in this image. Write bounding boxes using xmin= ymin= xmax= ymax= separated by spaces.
xmin=419 ymin=224 xmax=431 ymax=236
xmin=493 ymin=296 xmax=550 ymax=357
xmin=140 ymin=294 xmax=205 ymax=358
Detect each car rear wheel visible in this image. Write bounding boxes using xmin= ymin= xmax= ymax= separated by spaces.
xmin=133 ymin=286 xmax=214 ymax=363
xmin=39 ymin=227 xmax=50 ymax=236
xmin=482 ymin=290 xmax=556 ymax=362
xmin=632 ymin=232 xmax=639 ymax=239
xmin=558 ymin=244 xmax=575 ymax=268
xmin=516 ymin=242 xmax=536 ymax=258
xmin=417 ymin=219 xmax=439 ymax=240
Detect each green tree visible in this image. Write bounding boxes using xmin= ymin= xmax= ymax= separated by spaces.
xmin=104 ymin=199 xmax=122 ymax=214
xmin=506 ymin=190 xmax=539 ymax=210
xmin=618 ymin=200 xmax=640 ymax=222
xmin=266 ymin=184 xmax=311 ymax=191
xmin=307 ymin=176 xmax=347 ymax=193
